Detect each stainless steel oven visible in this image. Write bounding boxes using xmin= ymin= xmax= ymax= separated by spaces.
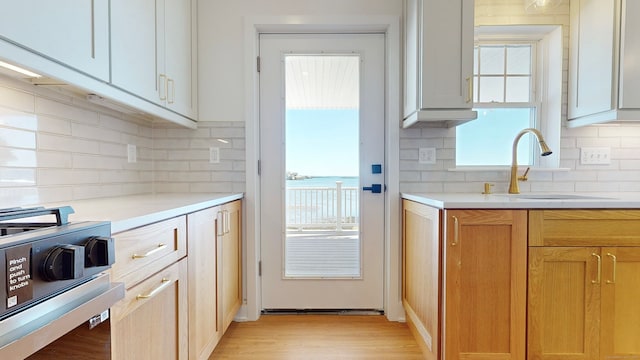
xmin=0 ymin=206 xmax=124 ymax=359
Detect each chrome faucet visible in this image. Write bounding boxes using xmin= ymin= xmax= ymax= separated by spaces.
xmin=509 ymin=128 xmax=553 ymax=194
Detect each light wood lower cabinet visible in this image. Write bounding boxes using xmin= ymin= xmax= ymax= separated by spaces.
xmin=402 ymin=201 xmax=526 ymax=360
xmin=187 ymin=200 xmax=242 ymax=360
xmin=220 ymin=200 xmax=242 ymax=333
xmin=443 ymin=209 xmax=527 ymax=360
xmin=110 ymin=216 xmax=188 ymax=360
xmin=402 ymin=200 xmax=440 ymax=360
xmin=404 ymin=206 xmax=640 ymax=360
xmin=528 ymin=210 xmax=640 ymax=360
xmin=111 ymin=259 xmax=188 ymax=360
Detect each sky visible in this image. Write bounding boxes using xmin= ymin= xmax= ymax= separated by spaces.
xmin=285 ymin=109 xmax=359 ymax=177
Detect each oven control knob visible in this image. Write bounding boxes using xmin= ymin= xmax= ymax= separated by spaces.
xmin=84 ymin=236 xmax=115 ymax=267
xmin=41 ymin=245 xmax=85 ymax=281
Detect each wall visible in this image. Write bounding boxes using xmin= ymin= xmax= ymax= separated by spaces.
xmin=0 ymin=74 xmax=247 ymax=207
xmin=3 ymin=0 xmax=640 ymax=207
xmin=400 ymin=0 xmax=640 ymax=194
xmin=197 ymin=0 xmax=403 ymax=122
xmin=0 ymin=75 xmax=154 ymax=206
xmin=152 ymin=121 xmax=246 ymax=193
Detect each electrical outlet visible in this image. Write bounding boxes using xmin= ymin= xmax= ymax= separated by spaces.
xmin=418 ymin=148 xmax=436 ymax=164
xmin=127 ymin=144 xmax=137 ymax=163
xmin=580 ymin=147 xmax=611 ymax=165
xmin=209 ymin=147 xmax=220 ymax=164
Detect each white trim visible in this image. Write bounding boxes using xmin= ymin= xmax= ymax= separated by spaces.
xmin=458 ymin=25 xmax=562 ymax=168
xmin=241 ymin=15 xmax=402 ymax=322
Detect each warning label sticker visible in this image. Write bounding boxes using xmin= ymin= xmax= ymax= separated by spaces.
xmin=5 ymin=245 xmax=33 ymax=308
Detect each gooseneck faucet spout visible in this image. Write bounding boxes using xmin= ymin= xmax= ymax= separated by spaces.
xmin=508 ymin=128 xmax=553 ymax=194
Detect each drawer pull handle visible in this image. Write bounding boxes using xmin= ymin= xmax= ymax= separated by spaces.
xmin=132 ymin=243 xmax=167 ymax=259
xmin=591 ymin=253 xmax=601 ymax=284
xmin=606 ymin=253 xmax=617 ymax=284
xmin=451 ymin=216 xmax=459 ymax=246
xmin=136 ymin=278 xmax=171 ymax=300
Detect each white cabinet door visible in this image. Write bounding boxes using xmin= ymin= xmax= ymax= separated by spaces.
xmin=618 ymin=0 xmax=640 ymax=109
xmin=403 ymin=0 xmax=420 ymax=119
xmin=421 ymin=0 xmax=474 ymax=109
xmin=165 ymin=0 xmax=196 ymax=118
xmin=0 ymin=0 xmax=109 ymax=81
xmin=403 ymin=0 xmax=476 ymax=127
xmin=111 ymin=0 xmax=195 ymax=118
xmin=111 ymin=0 xmax=165 ymax=105
xmin=568 ymin=0 xmax=615 ymax=119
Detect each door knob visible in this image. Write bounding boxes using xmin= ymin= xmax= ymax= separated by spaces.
xmin=362 ymin=184 xmax=383 ymax=193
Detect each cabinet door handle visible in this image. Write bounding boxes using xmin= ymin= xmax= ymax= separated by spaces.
xmin=217 ymin=211 xmax=224 ymax=236
xmin=451 ymin=216 xmax=459 ymax=246
xmin=136 ymin=278 xmax=171 ymax=300
xmin=466 ymin=77 xmax=472 ymax=103
xmin=167 ymin=78 xmax=175 ymax=104
xmin=224 ymin=210 xmax=230 ymax=234
xmin=159 ymin=74 xmax=167 ymax=101
xmin=90 ymin=0 xmax=95 ymax=59
xmin=132 ymin=243 xmax=167 ymax=259
xmin=606 ymin=253 xmax=617 ymax=284
xmin=591 ymin=253 xmax=601 ymax=284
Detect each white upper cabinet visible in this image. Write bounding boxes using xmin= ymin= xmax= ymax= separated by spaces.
xmin=111 ymin=0 xmax=196 ymax=119
xmin=0 ymin=0 xmax=110 ymax=81
xmin=164 ymin=0 xmax=196 ymax=118
xmin=403 ymin=0 xmax=477 ymax=128
xmin=568 ymin=0 xmax=640 ymax=126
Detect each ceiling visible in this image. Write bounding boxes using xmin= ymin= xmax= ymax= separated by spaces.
xmin=285 ymin=55 xmax=360 ymax=110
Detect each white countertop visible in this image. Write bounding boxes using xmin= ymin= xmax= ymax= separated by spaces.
xmin=43 ymin=193 xmax=243 ymax=233
xmin=402 ymin=192 xmax=640 ymax=209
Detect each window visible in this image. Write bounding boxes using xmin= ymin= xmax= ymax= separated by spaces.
xmin=456 ymin=26 xmax=562 ymax=168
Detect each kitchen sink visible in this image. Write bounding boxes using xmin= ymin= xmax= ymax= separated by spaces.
xmin=498 ymin=194 xmax=612 ymax=200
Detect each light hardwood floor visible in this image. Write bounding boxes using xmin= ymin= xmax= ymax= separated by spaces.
xmin=209 ymin=315 xmax=424 ymax=359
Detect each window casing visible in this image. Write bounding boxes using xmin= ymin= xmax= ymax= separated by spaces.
xmin=455 ymin=25 xmax=562 ymax=169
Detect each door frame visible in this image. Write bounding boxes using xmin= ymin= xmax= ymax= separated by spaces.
xmin=241 ymin=15 xmax=401 ymax=322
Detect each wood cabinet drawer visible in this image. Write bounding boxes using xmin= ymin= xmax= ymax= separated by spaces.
xmin=529 ymin=210 xmax=640 ymax=246
xmin=111 ymin=259 xmax=188 ymax=360
xmin=112 ymin=216 xmax=187 ymax=286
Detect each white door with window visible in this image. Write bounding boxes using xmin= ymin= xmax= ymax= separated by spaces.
xmin=259 ymin=33 xmax=385 ymax=310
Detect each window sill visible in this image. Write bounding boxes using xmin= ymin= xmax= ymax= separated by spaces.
xmin=448 ymin=166 xmax=571 ymax=172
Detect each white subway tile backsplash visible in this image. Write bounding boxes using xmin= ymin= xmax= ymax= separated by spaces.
xmin=35 ymin=97 xmax=99 ymax=125
xmin=0 ymin=127 xmax=36 ymax=149
xmin=99 ymin=114 xmax=141 ymax=134
xmin=0 ymin=148 xmax=37 ymax=167
xmin=0 ymin=187 xmax=40 ymax=205
xmin=72 ymin=154 xmax=124 ymax=170
xmin=36 ymin=151 xmax=72 ymax=168
xmin=0 ymin=86 xmax=35 ymax=113
xmin=72 ymin=123 xmax=121 ymax=143
xmin=0 ymin=107 xmax=37 ymax=130
xmin=0 ymin=168 xmax=36 ymax=186
xmin=36 ymin=115 xmax=72 ymax=135
xmin=154 ymin=183 xmax=191 ymax=193
xmin=0 ymin=75 xmax=162 ymax=205
xmin=621 ymin=160 xmax=640 ymax=170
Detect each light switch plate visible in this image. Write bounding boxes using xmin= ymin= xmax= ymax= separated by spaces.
xmin=580 ymin=147 xmax=611 ymax=165
xmin=127 ymin=144 xmax=137 ymax=163
xmin=418 ymin=148 xmax=436 ymax=164
xmin=210 ymin=147 xmax=220 ymax=163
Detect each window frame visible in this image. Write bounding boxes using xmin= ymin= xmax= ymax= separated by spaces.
xmin=455 ymin=25 xmax=562 ymax=169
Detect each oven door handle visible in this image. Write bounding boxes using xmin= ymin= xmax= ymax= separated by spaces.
xmin=0 ymin=274 xmax=124 ymax=359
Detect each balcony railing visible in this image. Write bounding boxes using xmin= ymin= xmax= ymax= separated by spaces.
xmin=286 ymin=181 xmax=359 ymax=231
